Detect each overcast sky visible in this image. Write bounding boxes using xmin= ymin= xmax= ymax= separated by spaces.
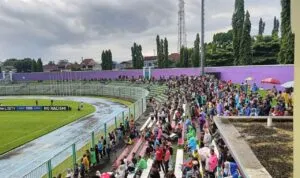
xmin=0 ymin=0 xmax=281 ymax=63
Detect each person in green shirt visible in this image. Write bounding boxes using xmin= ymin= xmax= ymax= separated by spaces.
xmin=90 ymin=147 xmax=97 ymax=166
xmin=137 ymin=156 xmax=147 ymax=170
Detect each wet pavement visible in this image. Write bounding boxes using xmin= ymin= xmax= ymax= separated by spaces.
xmin=0 ymin=96 xmax=127 ymax=178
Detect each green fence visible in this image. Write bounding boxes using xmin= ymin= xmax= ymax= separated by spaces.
xmin=0 ymin=83 xmax=148 ymax=178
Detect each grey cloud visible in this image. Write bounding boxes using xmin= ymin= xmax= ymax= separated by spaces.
xmin=0 ymin=0 xmax=281 ymax=62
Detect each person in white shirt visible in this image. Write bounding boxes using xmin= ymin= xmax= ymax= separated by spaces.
xmin=203 ymin=129 xmax=212 ymax=147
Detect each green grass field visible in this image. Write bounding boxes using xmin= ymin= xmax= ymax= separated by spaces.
xmin=0 ymin=99 xmax=96 ymax=155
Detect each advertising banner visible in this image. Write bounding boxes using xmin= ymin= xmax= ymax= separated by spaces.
xmin=0 ymin=106 xmax=70 ymax=111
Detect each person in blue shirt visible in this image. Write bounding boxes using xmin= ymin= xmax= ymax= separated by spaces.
xmin=245 ymin=104 xmax=251 ymax=116
xmin=97 ymin=140 xmax=103 ymax=159
xmin=223 ymin=161 xmax=240 ymax=178
xmin=251 ymin=83 xmax=259 ymax=93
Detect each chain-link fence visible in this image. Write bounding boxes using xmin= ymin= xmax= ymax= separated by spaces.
xmin=0 ymin=83 xmax=148 ymax=178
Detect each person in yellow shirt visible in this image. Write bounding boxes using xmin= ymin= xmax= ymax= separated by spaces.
xmin=82 ymin=154 xmax=90 ymax=171
xmin=193 ymin=149 xmax=201 ymax=161
xmin=281 ymin=90 xmax=289 ymax=108
xmin=125 ymin=136 xmax=133 ymax=145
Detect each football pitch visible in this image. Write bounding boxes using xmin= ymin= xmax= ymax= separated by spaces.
xmin=0 ymin=99 xmax=95 ymax=155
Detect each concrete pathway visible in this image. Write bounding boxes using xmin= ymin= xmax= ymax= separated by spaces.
xmin=0 ymin=96 xmax=127 ymax=178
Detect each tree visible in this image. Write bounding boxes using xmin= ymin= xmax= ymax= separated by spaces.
xmin=160 ymin=39 xmax=164 ymax=68
xmin=108 ymin=50 xmax=113 ymax=70
xmin=193 ymin=33 xmax=200 ymax=67
xmin=213 ymin=30 xmax=233 ymax=46
xmin=272 ymin=16 xmax=280 ymax=38
xmin=232 ymin=0 xmax=244 ymax=65
xmin=131 ymin=43 xmax=144 ymax=69
xmin=178 ymin=47 xmax=185 ymax=67
xmin=279 ymin=0 xmax=294 ymax=64
xmin=258 ymin=18 xmax=265 ymax=36
xmin=252 ymin=36 xmax=280 ymax=65
xmin=239 ymin=11 xmax=252 ymax=65
xmin=31 ymin=59 xmax=37 ymax=72
xmin=37 ymin=58 xmax=43 ymax=72
xmin=164 ymin=38 xmax=169 ymax=68
xmin=183 ymin=48 xmax=189 ymax=67
xmin=101 ymin=51 xmax=106 ymax=70
xmin=101 ymin=50 xmax=113 ymax=70
xmin=156 ymin=35 xmax=163 ymax=68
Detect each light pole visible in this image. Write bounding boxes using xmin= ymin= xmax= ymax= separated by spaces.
xmin=200 ymin=0 xmax=205 ymax=75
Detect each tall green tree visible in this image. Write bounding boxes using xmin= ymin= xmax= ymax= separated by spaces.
xmin=101 ymin=50 xmax=112 ymax=70
xmin=160 ymin=39 xmax=164 ymax=68
xmin=37 ymin=58 xmax=43 ymax=72
xmin=164 ymin=38 xmax=169 ymax=68
xmin=258 ymin=18 xmax=265 ymax=36
xmin=239 ymin=11 xmax=252 ymax=65
xmin=232 ymin=0 xmax=244 ymax=65
xmin=272 ymin=16 xmax=280 ymax=38
xmin=101 ymin=50 xmax=106 ymax=70
xmin=178 ymin=47 xmax=184 ymax=67
xmin=156 ymin=35 xmax=163 ymax=68
xmin=131 ymin=43 xmax=144 ymax=69
xmin=108 ymin=50 xmax=113 ymax=70
xmin=279 ymin=0 xmax=294 ymax=64
xmin=31 ymin=59 xmax=37 ymax=72
xmin=183 ymin=48 xmax=189 ymax=67
xmin=193 ymin=33 xmax=200 ymax=67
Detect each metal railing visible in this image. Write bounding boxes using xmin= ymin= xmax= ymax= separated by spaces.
xmin=0 ymin=83 xmax=148 ymax=178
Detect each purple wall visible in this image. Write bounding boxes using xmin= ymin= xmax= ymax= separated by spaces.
xmin=13 ymin=65 xmax=293 ymax=90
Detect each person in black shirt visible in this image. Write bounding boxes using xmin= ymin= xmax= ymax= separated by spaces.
xmin=101 ymin=136 xmax=106 ymax=155
xmin=131 ymin=152 xmax=137 ymax=166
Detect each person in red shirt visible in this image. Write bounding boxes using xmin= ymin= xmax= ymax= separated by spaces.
xmin=164 ymin=145 xmax=171 ymax=173
xmin=155 ymin=145 xmax=165 ymax=172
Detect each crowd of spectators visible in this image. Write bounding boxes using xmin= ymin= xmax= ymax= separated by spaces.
xmin=55 ymin=74 xmax=293 ymax=178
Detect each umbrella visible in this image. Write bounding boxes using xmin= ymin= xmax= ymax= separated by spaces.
xmin=261 ymin=78 xmax=281 ymax=84
xmin=245 ymin=77 xmax=253 ymax=81
xmin=281 ymin=81 xmax=294 ymax=88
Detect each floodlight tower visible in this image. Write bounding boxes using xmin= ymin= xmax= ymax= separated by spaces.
xmin=178 ymin=0 xmax=187 ymax=52
xmin=200 ymin=0 xmax=205 ymax=75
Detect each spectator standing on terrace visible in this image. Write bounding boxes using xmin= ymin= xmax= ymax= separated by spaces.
xmin=125 ymin=117 xmax=129 ymax=132
xmin=85 ymin=150 xmax=91 ymax=164
xmin=216 ymin=100 xmax=224 ymax=116
xmin=95 ymin=144 xmax=100 ymax=164
xmin=251 ymin=83 xmax=258 ymax=93
xmin=82 ymin=154 xmax=89 ymax=173
xmin=137 ymin=155 xmax=147 ymax=171
xmin=149 ymin=161 xmax=160 ymax=178
xmin=164 ymin=145 xmax=171 ymax=174
xmin=207 ymin=149 xmax=218 ymax=178
xmin=203 ymin=129 xmax=212 ymax=147
xmin=106 ymin=143 xmax=111 ymax=159
xmin=97 ymin=140 xmax=103 ymax=159
xmin=90 ymin=147 xmax=97 ymax=166
xmin=155 ymin=145 xmax=165 ymax=172
xmin=101 ymin=136 xmax=107 ymax=156
xmin=131 ymin=152 xmax=137 ymax=165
